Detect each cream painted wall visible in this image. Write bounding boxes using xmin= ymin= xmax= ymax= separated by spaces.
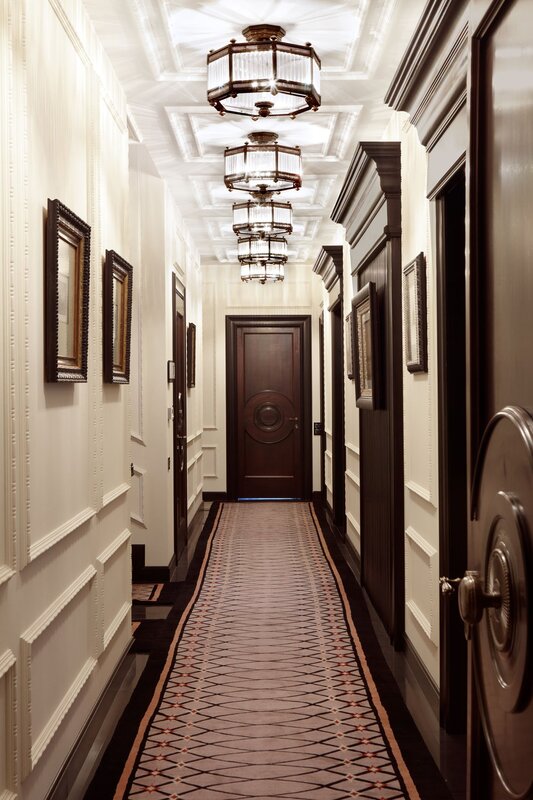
xmin=202 ymin=264 xmax=322 ymax=495
xmin=384 ymin=112 xmax=440 ymax=684
xmin=0 ymin=1 xmax=132 ymax=798
xmin=129 ymin=146 xmax=203 ymax=568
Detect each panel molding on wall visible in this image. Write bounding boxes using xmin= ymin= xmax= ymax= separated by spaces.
xmin=130 ymin=277 xmax=145 ymax=445
xmin=20 ymin=566 xmax=98 ymax=777
xmin=0 ymin=649 xmax=17 ymax=799
xmin=405 ymin=526 xmax=438 ymax=645
xmin=29 ymin=507 xmax=96 ymax=563
xmin=96 ymin=528 xmax=131 ymax=652
xmin=202 ymin=445 xmax=217 ymax=479
xmin=202 ymin=282 xmax=217 ymax=430
xmin=102 ymin=483 xmax=130 ymax=510
xmin=130 ymin=466 xmax=147 ymax=528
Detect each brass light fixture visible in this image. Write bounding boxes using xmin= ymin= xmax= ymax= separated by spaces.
xmin=238 ymin=235 xmax=288 ymax=265
xmin=240 ymin=263 xmax=285 ymax=283
xmin=224 ymin=131 xmax=301 ymax=194
xmin=207 ymin=25 xmax=321 ymax=119
xmin=233 ymin=193 xmax=293 ymax=237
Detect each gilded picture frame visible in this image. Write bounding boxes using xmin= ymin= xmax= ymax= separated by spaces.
xmin=45 ymin=199 xmax=91 ymax=382
xmin=352 ymin=281 xmax=380 ymax=410
xmin=403 ymin=252 xmax=427 ymax=373
xmin=103 ymin=250 xmax=133 ymax=384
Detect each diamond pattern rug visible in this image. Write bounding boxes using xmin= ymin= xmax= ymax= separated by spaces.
xmin=106 ymin=502 xmax=445 ymax=800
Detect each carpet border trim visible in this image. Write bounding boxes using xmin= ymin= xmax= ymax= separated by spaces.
xmin=113 ymin=503 xmax=224 ymax=800
xmin=309 ymin=502 xmax=422 ymax=800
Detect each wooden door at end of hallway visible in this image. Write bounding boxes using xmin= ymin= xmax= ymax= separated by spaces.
xmin=227 ymin=316 xmax=312 ymax=500
xmin=172 ymin=276 xmax=187 ymax=562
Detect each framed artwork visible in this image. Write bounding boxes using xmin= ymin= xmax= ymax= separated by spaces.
xmin=403 ymin=252 xmax=427 ymax=373
xmin=187 ymin=322 xmax=196 ymax=388
xmin=45 ymin=199 xmax=91 ymax=382
xmin=345 ymin=311 xmax=354 ymax=380
xmin=352 ymin=281 xmax=380 ymax=410
xmin=103 ymin=250 xmax=133 ymax=384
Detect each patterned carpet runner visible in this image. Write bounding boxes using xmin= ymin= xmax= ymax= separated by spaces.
xmin=114 ymin=502 xmax=426 ymax=799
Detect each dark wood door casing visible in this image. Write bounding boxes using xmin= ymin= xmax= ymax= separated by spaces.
xmin=226 ymin=316 xmax=312 ymax=500
xmin=330 ymin=298 xmax=346 ymax=531
xmin=172 ymin=276 xmax=187 ymax=561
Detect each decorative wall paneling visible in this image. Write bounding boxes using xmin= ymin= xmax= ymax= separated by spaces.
xmin=386 ymin=0 xmax=469 ymax=699
xmin=20 ymin=567 xmax=98 ymax=778
xmin=0 ymin=650 xmax=16 ymax=800
xmin=332 ymin=142 xmax=404 ymax=647
xmin=0 ymin=3 xmax=133 ymax=797
xmin=313 ymin=247 xmax=346 ymax=532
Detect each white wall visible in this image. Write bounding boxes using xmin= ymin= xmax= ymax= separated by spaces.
xmin=384 ymin=113 xmax=440 ymax=684
xmin=202 ymin=264 xmax=322 ymax=494
xmin=129 ymin=145 xmax=203 ymax=568
xmin=0 ymin=1 xmax=132 ymax=798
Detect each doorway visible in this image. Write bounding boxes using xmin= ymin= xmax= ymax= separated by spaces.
xmin=172 ymin=275 xmax=187 ymax=562
xmin=330 ymin=298 xmax=346 ymax=532
xmin=226 ymin=315 xmax=312 ymax=500
xmin=436 ymin=167 xmax=467 ymax=734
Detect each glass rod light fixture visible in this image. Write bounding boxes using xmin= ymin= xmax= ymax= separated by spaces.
xmin=240 ymin=263 xmax=285 ymax=283
xmin=224 ymin=132 xmax=302 ymax=194
xmin=238 ymin=235 xmax=288 ymax=265
xmin=207 ymin=25 xmax=321 ymax=119
xmin=233 ymin=193 xmax=293 ymax=237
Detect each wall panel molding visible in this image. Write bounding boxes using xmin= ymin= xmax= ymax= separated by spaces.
xmin=345 ymin=441 xmax=360 ymax=456
xmin=202 ymin=445 xmax=217 ymax=479
xmin=20 ymin=566 xmax=98 ymax=776
xmin=345 ymin=468 xmax=360 ymax=488
xmin=130 ymin=466 xmax=146 ymax=528
xmin=96 ymin=529 xmax=131 ymax=654
xmin=28 ymin=507 xmax=96 ymax=563
xmin=102 ymin=482 xmax=130 ymax=509
xmin=406 ymin=479 xmax=433 ymax=505
xmin=405 ymin=526 xmax=438 ymax=645
xmin=0 ymin=649 xmax=17 ymax=798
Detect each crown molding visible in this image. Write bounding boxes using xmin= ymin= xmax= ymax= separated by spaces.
xmin=312 ymin=245 xmax=343 ymax=291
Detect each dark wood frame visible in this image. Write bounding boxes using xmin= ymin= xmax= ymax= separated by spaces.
xmin=345 ymin=311 xmax=354 ymax=379
xmin=172 ymin=277 xmax=187 ymax=561
xmin=403 ymin=252 xmax=427 ymax=373
xmin=45 ymin=198 xmax=91 ymax=382
xmin=352 ymin=282 xmax=380 ymax=410
xmin=330 ymin=297 xmax=346 ymax=534
xmin=103 ymin=250 xmax=133 ymax=384
xmin=225 ymin=315 xmax=313 ymax=501
xmin=187 ymin=322 xmax=196 ymax=388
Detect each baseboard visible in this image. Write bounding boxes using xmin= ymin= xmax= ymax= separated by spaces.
xmin=343 ymin=531 xmax=361 ymax=579
xmin=203 ymin=491 xmax=228 ymax=502
xmin=46 ymin=639 xmax=135 ymax=800
xmin=131 ymin=544 xmax=174 ymax=582
xmin=404 ymin=637 xmax=440 ymax=719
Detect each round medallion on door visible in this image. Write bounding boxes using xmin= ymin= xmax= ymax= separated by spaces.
xmin=243 ymin=390 xmax=298 ymax=444
xmin=467 ymin=406 xmax=533 ymax=799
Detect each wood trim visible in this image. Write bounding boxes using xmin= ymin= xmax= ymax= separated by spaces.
xmin=312 ymin=245 xmax=343 ymax=291
xmin=202 ymin=492 xmax=228 ymax=502
xmin=225 ymin=315 xmax=313 ymax=501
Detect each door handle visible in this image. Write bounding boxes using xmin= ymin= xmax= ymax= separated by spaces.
xmin=440 ymin=568 xmax=503 ymax=640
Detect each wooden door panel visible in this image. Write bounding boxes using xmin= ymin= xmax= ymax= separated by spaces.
xmin=172 ymin=278 xmax=187 ymax=562
xmin=468 ymin=1 xmax=533 ymax=796
xmin=227 ymin=317 xmax=311 ymax=500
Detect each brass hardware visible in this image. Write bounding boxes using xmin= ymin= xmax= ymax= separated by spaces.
xmin=457 ymin=570 xmax=502 ymax=640
xmin=439 ymin=576 xmax=462 ymax=595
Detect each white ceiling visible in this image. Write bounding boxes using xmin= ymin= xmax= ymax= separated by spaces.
xmin=84 ymin=0 xmax=425 ymax=267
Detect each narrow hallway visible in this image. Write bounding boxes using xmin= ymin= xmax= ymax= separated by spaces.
xmin=85 ymin=503 xmax=451 ymax=800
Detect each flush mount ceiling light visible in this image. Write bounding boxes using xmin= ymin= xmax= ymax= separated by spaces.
xmin=233 ymin=193 xmax=293 ymax=237
xmin=224 ymin=132 xmax=302 ymax=194
xmin=207 ymin=24 xmax=321 ymax=119
xmin=238 ymin=234 xmax=288 ymax=265
xmin=240 ymin=263 xmax=285 ymax=283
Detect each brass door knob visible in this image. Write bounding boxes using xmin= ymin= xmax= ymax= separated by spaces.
xmin=457 ymin=570 xmax=502 ymax=639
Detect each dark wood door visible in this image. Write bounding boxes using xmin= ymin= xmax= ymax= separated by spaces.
xmin=465 ymin=2 xmax=533 ymax=796
xmin=331 ymin=299 xmax=346 ymax=530
xmin=358 ymin=243 xmax=404 ymax=646
xmin=227 ymin=316 xmax=312 ymax=500
xmin=172 ymin=277 xmax=187 ymax=561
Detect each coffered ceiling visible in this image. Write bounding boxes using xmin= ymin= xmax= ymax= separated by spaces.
xmin=84 ymin=0 xmax=425 ymax=267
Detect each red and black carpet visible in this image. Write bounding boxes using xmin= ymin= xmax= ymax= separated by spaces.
xmin=86 ymin=502 xmax=453 ymax=800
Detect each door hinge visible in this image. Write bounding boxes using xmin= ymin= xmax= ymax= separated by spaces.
xmin=130 ymin=462 xmax=134 ymax=477
xmin=168 ymin=456 xmax=171 ymax=471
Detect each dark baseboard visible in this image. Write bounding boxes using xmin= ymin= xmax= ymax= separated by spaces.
xmin=405 ymin=636 xmax=440 ymax=719
xmin=343 ymin=530 xmax=361 ymax=578
xmin=203 ymin=491 xmax=228 ymax=502
xmin=46 ymin=640 xmax=135 ymax=800
xmin=131 ymin=544 xmax=174 ymax=583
